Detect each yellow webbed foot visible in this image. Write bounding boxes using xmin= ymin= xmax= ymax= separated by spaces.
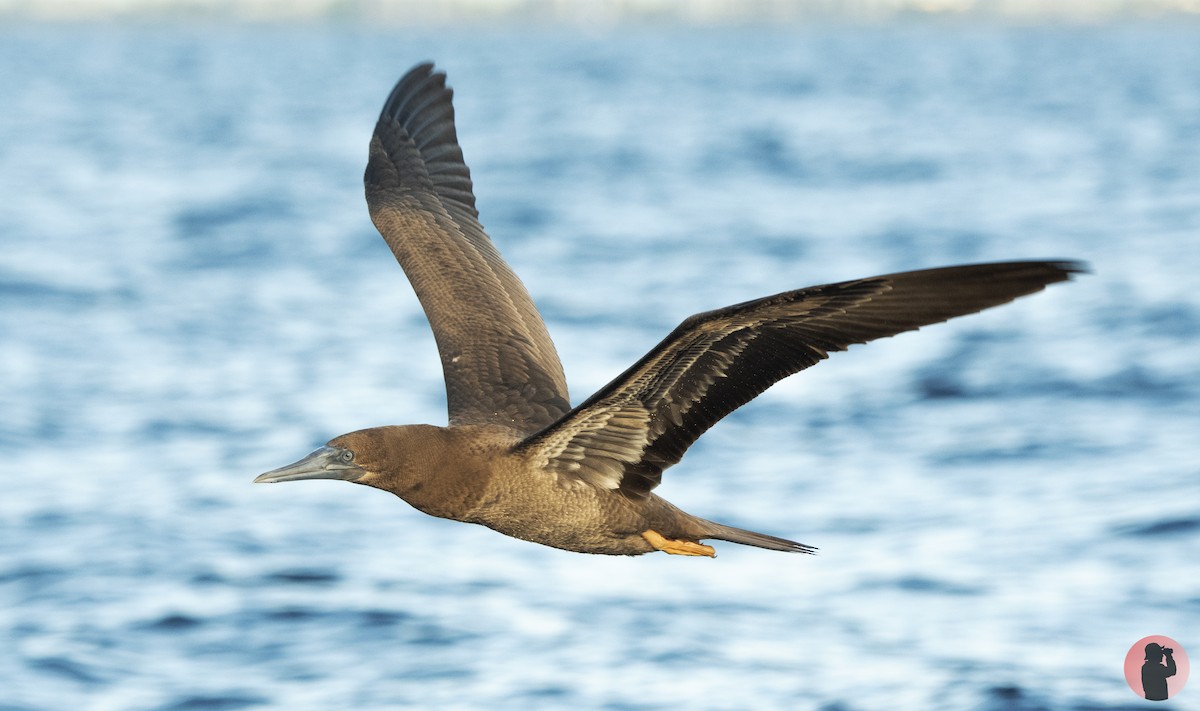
xmin=642 ymin=529 xmax=716 ymax=557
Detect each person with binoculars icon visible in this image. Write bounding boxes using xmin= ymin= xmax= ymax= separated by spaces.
xmin=1141 ymin=642 xmax=1178 ymax=702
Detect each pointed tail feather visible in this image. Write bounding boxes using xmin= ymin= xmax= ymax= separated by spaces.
xmin=703 ymin=520 xmax=816 ymax=554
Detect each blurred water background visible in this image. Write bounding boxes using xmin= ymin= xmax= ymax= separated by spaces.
xmin=1 ymin=8 xmax=1199 ymax=710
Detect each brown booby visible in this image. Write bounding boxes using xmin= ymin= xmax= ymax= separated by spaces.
xmin=255 ymin=63 xmax=1085 ymax=557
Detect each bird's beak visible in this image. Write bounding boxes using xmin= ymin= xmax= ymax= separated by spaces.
xmin=254 ymin=446 xmax=366 ymax=484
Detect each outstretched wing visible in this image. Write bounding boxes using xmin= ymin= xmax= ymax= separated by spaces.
xmin=364 ymin=63 xmax=570 ymax=431
xmin=517 ymin=261 xmax=1086 ymax=498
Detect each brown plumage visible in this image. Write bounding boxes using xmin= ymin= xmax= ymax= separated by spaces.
xmin=255 ymin=62 xmax=1086 ymax=557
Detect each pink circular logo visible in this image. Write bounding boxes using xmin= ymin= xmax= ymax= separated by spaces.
xmin=1124 ymin=635 xmax=1189 ymax=701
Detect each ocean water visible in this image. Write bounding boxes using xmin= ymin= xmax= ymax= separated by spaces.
xmin=1 ymin=21 xmax=1198 ymax=711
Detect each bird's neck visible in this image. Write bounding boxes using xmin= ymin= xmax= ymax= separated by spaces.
xmin=367 ymin=424 xmax=519 ymax=522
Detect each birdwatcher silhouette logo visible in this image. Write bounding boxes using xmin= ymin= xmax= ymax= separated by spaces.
xmin=1143 ymin=643 xmax=1176 ymax=701
xmin=1124 ymin=635 xmax=1190 ymax=701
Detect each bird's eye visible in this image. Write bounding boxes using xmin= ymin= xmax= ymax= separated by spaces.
xmin=340 ymin=450 xmax=354 ymax=463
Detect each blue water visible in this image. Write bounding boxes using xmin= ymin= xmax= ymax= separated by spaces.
xmin=2 ymin=22 xmax=1198 ymax=711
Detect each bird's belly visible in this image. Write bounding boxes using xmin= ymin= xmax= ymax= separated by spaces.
xmin=465 ymin=484 xmax=654 ymax=556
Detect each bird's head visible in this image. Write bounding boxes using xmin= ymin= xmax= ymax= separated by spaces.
xmin=253 ymin=426 xmax=436 ymax=491
xmin=255 ymin=427 xmax=407 ymax=488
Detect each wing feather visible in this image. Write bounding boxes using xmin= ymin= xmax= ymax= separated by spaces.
xmin=519 ymin=261 xmax=1086 ymax=497
xmin=364 ymin=63 xmax=570 ymax=431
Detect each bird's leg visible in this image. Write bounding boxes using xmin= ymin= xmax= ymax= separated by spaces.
xmin=641 ymin=529 xmax=716 ymax=557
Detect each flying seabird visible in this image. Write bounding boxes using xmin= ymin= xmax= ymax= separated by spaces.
xmin=256 ymin=63 xmax=1085 ymax=557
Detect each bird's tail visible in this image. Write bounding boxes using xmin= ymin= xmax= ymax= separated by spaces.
xmin=702 ymin=520 xmax=816 ymax=554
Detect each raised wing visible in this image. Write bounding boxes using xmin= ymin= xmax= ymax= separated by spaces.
xmin=364 ymin=63 xmax=570 ymax=431
xmin=517 ymin=261 xmax=1086 ymax=498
